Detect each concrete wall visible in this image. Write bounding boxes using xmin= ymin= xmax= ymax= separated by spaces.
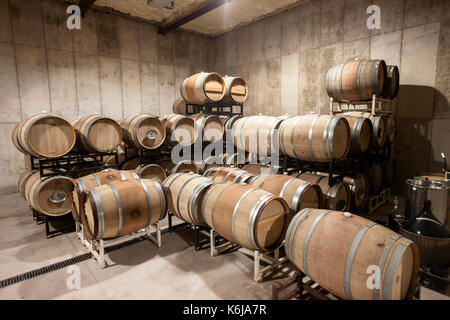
xmin=212 ymin=0 xmax=450 ymax=193
xmin=0 ymin=0 xmax=212 ymax=194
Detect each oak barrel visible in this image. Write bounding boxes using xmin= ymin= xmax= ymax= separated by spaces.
xmin=279 ymin=115 xmax=351 ymax=162
xmin=121 ymin=114 xmax=166 ymax=150
xmin=369 ymin=162 xmax=383 ymax=194
xmin=171 ymin=161 xmax=199 ymax=174
xmin=382 ymin=65 xmax=399 ymax=99
xmin=72 ymin=169 xmax=140 ymax=222
xmin=18 ymin=170 xmax=35 ymax=198
xmin=250 ymin=174 xmax=322 ymax=213
xmin=202 ymin=182 xmax=290 ymax=251
xmin=326 ymin=59 xmax=387 ymax=101
xmin=15 ymin=114 xmax=76 ymax=158
xmin=73 ymin=114 xmax=122 ymax=153
xmin=241 ymin=163 xmax=273 ymax=175
xmin=161 ymin=114 xmax=197 ymax=147
xmin=343 ymin=112 xmax=387 ymax=147
xmin=203 ymin=167 xmax=254 ymax=184
xmin=285 ymin=209 xmax=420 ymax=300
xmin=181 ymin=72 xmax=226 ymax=105
xmin=343 ymin=173 xmax=369 ymax=210
xmin=162 ymin=173 xmax=214 ymax=226
xmin=233 ymin=116 xmax=283 ymax=156
xmin=221 ymin=76 xmax=249 ymax=104
xmin=195 ymin=156 xmax=224 ymax=174
xmin=173 ymin=97 xmax=186 ymax=115
xmin=338 ymin=115 xmax=373 ymax=154
xmin=296 ymin=173 xmax=351 ymax=211
xmin=386 ymin=115 xmax=396 ymax=144
xmin=189 ymin=113 xmax=224 ymax=142
xmin=82 ymin=179 xmax=166 ymax=240
xmin=120 ymin=158 xmax=140 ymax=171
xmin=25 ymin=171 xmax=73 ymax=216
xmin=136 ymin=164 xmax=167 ymax=183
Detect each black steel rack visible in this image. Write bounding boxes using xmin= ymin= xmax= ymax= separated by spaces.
xmin=185 ymin=102 xmax=243 ymax=116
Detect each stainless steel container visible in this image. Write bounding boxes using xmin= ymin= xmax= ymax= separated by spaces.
xmin=405 ymin=176 xmax=449 ymax=229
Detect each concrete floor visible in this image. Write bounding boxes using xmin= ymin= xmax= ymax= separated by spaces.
xmin=0 ymin=192 xmax=448 ymax=300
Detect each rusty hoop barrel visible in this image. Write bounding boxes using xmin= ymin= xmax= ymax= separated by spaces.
xmin=250 ymin=174 xmax=322 ymax=213
xmin=279 ymin=115 xmax=351 ymax=162
xmin=121 ymin=114 xmax=166 ymax=150
xmin=296 ymin=173 xmax=351 ymax=211
xmin=343 ymin=173 xmax=370 ymax=210
xmin=202 ymin=182 xmax=290 ymax=252
xmin=326 ymin=59 xmax=387 ymax=101
xmin=338 ymin=115 xmax=373 ymax=154
xmin=189 ymin=113 xmax=224 ymax=142
xmin=343 ymin=112 xmax=387 ymax=147
xmin=82 ymin=179 xmax=166 ymax=240
xmin=160 ymin=114 xmax=197 ymax=147
xmin=162 ymin=173 xmax=214 ymax=226
xmin=382 ymin=65 xmax=399 ymax=99
xmin=173 ymin=97 xmax=187 ymax=115
xmin=203 ymin=167 xmax=254 ymax=184
xmin=221 ymin=76 xmax=249 ymax=104
xmin=181 ymin=72 xmax=226 ymax=105
xmin=285 ymin=209 xmax=420 ymax=300
xmin=15 ymin=114 xmax=76 ymax=158
xmin=73 ymin=114 xmax=122 ymax=153
xmin=72 ymin=169 xmax=140 ymax=222
xmin=136 ymin=164 xmax=167 ymax=183
xmin=24 ymin=171 xmax=73 ymax=216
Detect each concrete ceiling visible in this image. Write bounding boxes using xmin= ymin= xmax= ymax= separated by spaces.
xmin=84 ymin=0 xmax=310 ymax=36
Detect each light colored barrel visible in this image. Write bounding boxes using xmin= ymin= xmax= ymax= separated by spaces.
xmin=120 ymin=158 xmax=140 ymax=171
xmin=24 ymin=171 xmax=73 ymax=216
xmin=189 ymin=113 xmax=224 ymax=142
xmin=18 ymin=170 xmax=35 ymax=198
xmin=203 ymin=167 xmax=254 ymax=184
xmin=285 ymin=209 xmax=420 ymax=300
xmin=72 ymin=169 xmax=140 ymax=222
xmin=162 ymin=173 xmax=214 ymax=226
xmin=369 ymin=162 xmax=383 ymax=194
xmin=202 ymin=182 xmax=290 ymax=251
xmin=221 ymin=76 xmax=249 ymax=104
xmin=120 ymin=114 xmax=166 ymax=150
xmin=326 ymin=59 xmax=387 ymax=101
xmin=136 ymin=164 xmax=167 ymax=183
xmin=180 ymin=72 xmax=226 ymax=105
xmin=343 ymin=173 xmax=369 ymax=210
xmin=171 ymin=161 xmax=199 ymax=174
xmin=233 ymin=116 xmax=283 ymax=156
xmin=73 ymin=114 xmax=122 ymax=153
xmin=382 ymin=159 xmax=394 ymax=187
xmin=343 ymin=112 xmax=387 ymax=147
xmin=241 ymin=163 xmax=273 ymax=176
xmin=296 ymin=173 xmax=351 ymax=211
xmin=160 ymin=114 xmax=197 ymax=147
xmin=279 ymin=115 xmax=351 ymax=162
xmin=173 ymin=97 xmax=186 ymax=114
xmin=15 ymin=114 xmax=76 ymax=158
xmin=82 ymin=179 xmax=166 ymax=240
xmin=195 ymin=156 xmax=224 ymax=174
xmin=382 ymin=65 xmax=399 ymax=99
xmin=250 ymin=174 xmax=322 ymax=213
xmin=338 ymin=115 xmax=373 ymax=154
xmin=220 ymin=115 xmax=242 ymax=132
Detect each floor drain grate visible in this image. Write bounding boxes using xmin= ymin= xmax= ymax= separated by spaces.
xmin=0 ymin=253 xmax=92 ymax=289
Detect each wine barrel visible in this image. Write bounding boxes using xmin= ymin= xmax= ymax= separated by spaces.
xmin=337 ymin=115 xmax=373 ymax=154
xmin=160 ymin=114 xmax=197 ymax=147
xmin=72 ymin=169 xmax=140 ymax=222
xmin=173 ymin=97 xmax=186 ymax=115
xmin=195 ymin=156 xmax=224 ymax=174
xmin=233 ymin=116 xmax=283 ymax=156
xmin=220 ymin=115 xmax=242 ymax=132
xmin=18 ymin=170 xmax=35 ymax=198
xmin=136 ymin=164 xmax=167 ymax=183
xmin=121 ymin=114 xmax=166 ymax=150
xmin=202 ymin=182 xmax=290 ymax=251
xmin=221 ymin=76 xmax=249 ymax=104
xmin=82 ymin=179 xmax=166 ymax=240
xmin=189 ymin=113 xmax=224 ymax=142
xmin=241 ymin=163 xmax=273 ymax=175
xmin=120 ymin=158 xmax=140 ymax=171
xmin=250 ymin=174 xmax=322 ymax=213
xmin=203 ymin=167 xmax=254 ymax=184
xmin=382 ymin=159 xmax=394 ymax=187
xmin=162 ymin=173 xmax=214 ymax=226
xmin=296 ymin=173 xmax=351 ymax=211
xmin=369 ymin=162 xmax=383 ymax=194
xmin=24 ymin=171 xmax=73 ymax=216
xmin=343 ymin=173 xmax=369 ymax=210
xmin=279 ymin=115 xmax=351 ymax=162
xmin=73 ymin=114 xmax=122 ymax=153
xmin=181 ymin=72 xmax=226 ymax=105
xmin=160 ymin=161 xmax=175 ymax=175
xmin=326 ymin=59 xmax=387 ymax=101
xmin=171 ymin=161 xmax=199 ymax=174
xmin=386 ymin=115 xmax=396 ymax=144
xmin=343 ymin=112 xmax=387 ymax=147
xmin=14 ymin=114 xmax=76 ymax=158
xmin=285 ymin=209 xmax=420 ymax=300
xmin=382 ymin=65 xmax=399 ymax=99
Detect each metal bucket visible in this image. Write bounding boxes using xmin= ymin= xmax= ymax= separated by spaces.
xmin=405 ymin=177 xmax=450 ymax=229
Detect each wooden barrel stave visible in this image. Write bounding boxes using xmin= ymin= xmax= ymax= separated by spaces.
xmin=173 ymin=97 xmax=186 ymax=115
xmin=343 ymin=173 xmax=369 ymax=210
xmin=136 ymin=164 xmax=167 ymax=183
xmin=382 ymin=65 xmax=399 ymax=99
xmin=221 ymin=76 xmax=249 ymax=104
xmin=161 ymin=114 xmax=197 ymax=147
xmin=343 ymin=112 xmax=387 ymax=147
xmin=203 ymin=167 xmax=254 ymax=184
xmin=189 ymin=113 xmax=224 ymax=142
xmin=181 ymin=72 xmax=226 ymax=105
xmin=121 ymin=114 xmax=166 ymax=150
xmin=338 ymin=115 xmax=373 ymax=154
